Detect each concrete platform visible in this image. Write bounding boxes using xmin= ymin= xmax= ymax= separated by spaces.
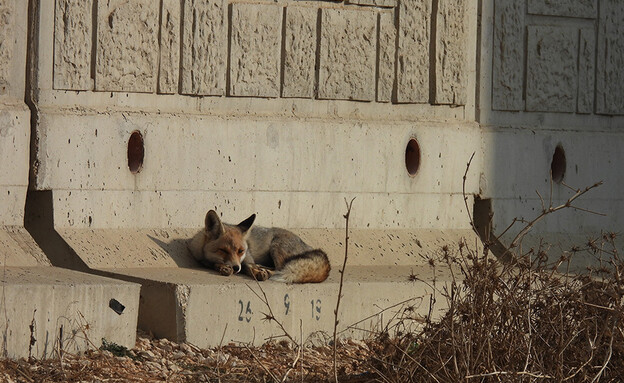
xmin=55 ymin=227 xmax=473 ymax=347
xmin=0 ymin=226 xmax=141 ymax=359
xmin=103 ymin=265 xmax=450 ymax=347
xmin=0 ymin=266 xmax=139 ymax=359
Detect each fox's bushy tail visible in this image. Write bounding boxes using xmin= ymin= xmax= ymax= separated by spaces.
xmin=271 ymin=250 xmax=331 ymax=283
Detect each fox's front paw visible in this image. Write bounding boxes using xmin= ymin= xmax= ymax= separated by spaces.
xmin=216 ymin=264 xmax=233 ymax=276
xmin=252 ymin=267 xmax=273 ymax=281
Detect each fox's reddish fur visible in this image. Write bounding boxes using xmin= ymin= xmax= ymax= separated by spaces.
xmin=188 ymin=210 xmax=330 ymax=283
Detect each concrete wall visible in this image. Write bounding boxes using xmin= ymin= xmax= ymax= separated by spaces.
xmin=30 ymin=0 xmax=481 ymax=233
xmin=0 ymin=0 xmax=30 ymax=229
xmin=479 ymin=0 xmax=624 ymax=259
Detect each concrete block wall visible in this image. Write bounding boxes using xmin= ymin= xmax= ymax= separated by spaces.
xmin=479 ymin=0 xmax=624 ymax=261
xmin=0 ymin=0 xmax=140 ymax=359
xmin=30 ymin=0 xmax=481 ymax=232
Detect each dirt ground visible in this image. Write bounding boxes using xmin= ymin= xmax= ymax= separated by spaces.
xmin=0 ymin=331 xmax=376 ymax=383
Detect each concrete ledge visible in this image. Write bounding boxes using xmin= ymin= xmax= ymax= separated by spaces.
xmin=104 ymin=265 xmax=450 ymax=347
xmin=0 ymin=267 xmax=140 ymax=359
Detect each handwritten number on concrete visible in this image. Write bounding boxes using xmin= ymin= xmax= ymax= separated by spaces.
xmin=284 ymin=294 xmax=290 ymax=316
xmin=238 ymin=300 xmax=252 ymax=323
xmin=311 ymin=299 xmax=321 ymax=320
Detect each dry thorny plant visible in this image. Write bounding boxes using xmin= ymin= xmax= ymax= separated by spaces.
xmin=367 ymin=154 xmax=624 ymax=382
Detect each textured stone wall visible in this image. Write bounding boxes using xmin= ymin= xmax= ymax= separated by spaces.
xmin=493 ymin=0 xmax=624 ymax=115
xmin=51 ymin=0 xmax=470 ymax=106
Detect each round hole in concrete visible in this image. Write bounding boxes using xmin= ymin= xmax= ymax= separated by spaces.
xmin=405 ymin=138 xmax=421 ymax=176
xmin=127 ymin=131 xmax=144 ymax=174
xmin=550 ymin=144 xmax=566 ymax=183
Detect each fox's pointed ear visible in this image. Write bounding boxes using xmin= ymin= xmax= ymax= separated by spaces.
xmin=205 ymin=210 xmax=225 ymax=238
xmin=237 ymin=214 xmax=256 ymax=234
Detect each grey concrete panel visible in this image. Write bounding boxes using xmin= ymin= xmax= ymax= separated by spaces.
xmin=180 ymin=0 xmax=226 ymax=96
xmin=54 ymin=0 xmax=93 ymax=91
xmin=596 ymin=0 xmax=624 ymax=115
xmin=0 ymin=106 xmax=29 ymax=188
xmin=492 ymin=0 xmax=525 ymax=111
xmin=95 ymin=0 xmax=159 ymax=93
xmin=106 ymin=264 xmax=459 ymax=346
xmin=318 ymin=8 xmax=376 ymax=101
xmin=396 ymin=0 xmax=431 ymax=103
xmin=58 ymin=228 xmax=476 ymax=268
xmin=528 ymin=0 xmax=597 ymax=18
xmin=159 ymin=0 xmax=181 ymax=94
xmin=526 ymin=26 xmax=578 ymax=113
xmin=377 ymin=10 xmax=396 ymax=103
xmin=0 ymin=1 xmax=13 ymax=94
xmin=0 ymin=267 xmax=139 ymax=358
xmin=32 ymin=113 xmax=480 ymax=198
xmin=578 ymin=28 xmax=595 ymax=114
xmin=435 ymin=0 xmax=466 ymax=105
xmin=229 ymin=3 xmax=282 ymax=98
xmin=0 ymin=227 xmax=50 ymax=266
xmin=282 ymin=6 xmax=317 ymax=99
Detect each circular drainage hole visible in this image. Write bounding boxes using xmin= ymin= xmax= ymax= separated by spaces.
xmin=127 ymin=131 xmax=144 ymax=174
xmin=405 ymin=138 xmax=421 ymax=176
xmin=550 ymin=144 xmax=566 ymax=183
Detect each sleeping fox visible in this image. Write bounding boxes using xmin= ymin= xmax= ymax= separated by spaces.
xmin=188 ymin=210 xmax=330 ymax=283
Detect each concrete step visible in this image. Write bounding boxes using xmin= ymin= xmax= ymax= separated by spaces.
xmin=0 ymin=266 xmax=140 ymax=358
xmin=52 ymin=227 xmax=473 ymax=347
xmin=103 ymin=264 xmax=452 ymax=347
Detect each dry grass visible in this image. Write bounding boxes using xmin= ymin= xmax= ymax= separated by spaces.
xmin=367 ymin=234 xmax=624 ymax=382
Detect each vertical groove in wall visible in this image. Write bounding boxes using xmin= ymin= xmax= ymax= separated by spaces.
xmin=177 ymin=0 xmax=185 ymax=95
xmin=521 ymin=1 xmax=528 ymax=105
xmin=475 ymin=0 xmax=482 ymax=119
xmin=91 ymin=0 xmax=98 ymax=85
xmin=592 ymin=0 xmax=600 ymax=114
xmin=429 ymin=0 xmax=438 ymax=104
xmin=392 ymin=2 xmax=400 ymax=104
xmin=156 ymin=0 xmax=164 ymax=93
xmin=225 ymin=3 xmax=232 ymax=97
xmin=279 ymin=6 xmax=287 ymax=98
xmin=374 ymin=11 xmax=381 ymax=101
xmin=313 ymin=8 xmax=321 ymax=100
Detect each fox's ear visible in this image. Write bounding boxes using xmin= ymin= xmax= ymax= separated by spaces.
xmin=237 ymin=214 xmax=256 ymax=234
xmin=205 ymin=210 xmax=225 ymax=238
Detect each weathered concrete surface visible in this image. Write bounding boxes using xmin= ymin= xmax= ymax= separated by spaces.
xmin=229 ymin=3 xmax=282 ymax=98
xmin=596 ymin=0 xmax=624 ymax=115
xmin=0 ymin=104 xmax=30 ymax=226
xmin=95 ymin=0 xmax=159 ymax=93
xmin=396 ymin=0 xmax=431 ymax=103
xmin=31 ymin=111 xmax=481 ymax=230
xmin=435 ymin=0 xmax=466 ymax=105
xmin=282 ymin=6 xmax=317 ymax=99
xmin=107 ymin=264 xmax=453 ymax=346
xmin=346 ymin=0 xmax=397 ymax=7
xmin=180 ymin=0 xmax=226 ymax=96
xmin=53 ymin=0 xmax=93 ymax=91
xmin=159 ymin=0 xmax=181 ymax=94
xmin=377 ymin=10 xmax=396 ymax=103
xmin=58 ymin=228 xmax=475 ymax=346
xmin=57 ymin=228 xmax=477 ymax=268
xmin=578 ymin=29 xmax=595 ymax=114
xmin=481 ymin=127 xmax=624 ymax=251
xmin=0 ymin=267 xmax=140 ymax=359
xmin=527 ymin=0 xmax=597 ymax=18
xmin=492 ymin=0 xmax=524 ymax=111
xmin=318 ymin=8 xmax=376 ymax=101
xmin=526 ymin=26 xmax=578 ymax=113
xmin=0 ymin=0 xmax=14 ymax=95
xmin=0 ymin=227 xmax=50 ymax=267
